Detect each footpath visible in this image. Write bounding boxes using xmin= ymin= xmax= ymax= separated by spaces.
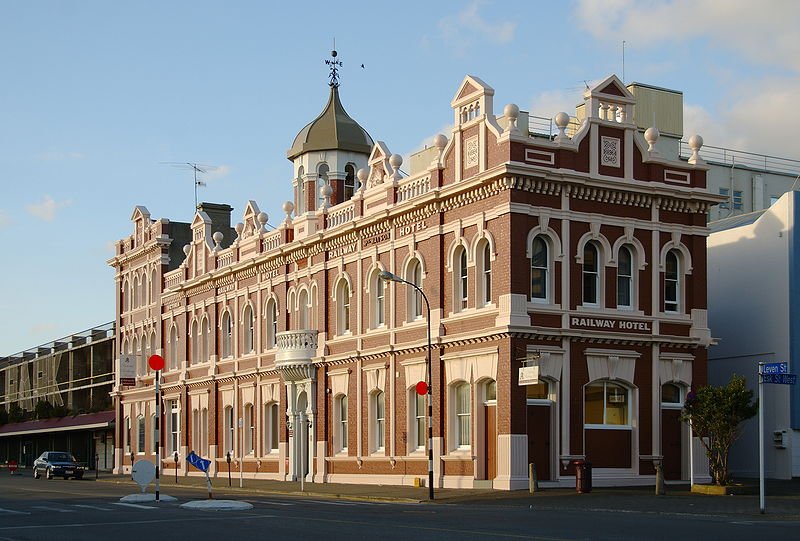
xmin=94 ymin=473 xmax=800 ymax=519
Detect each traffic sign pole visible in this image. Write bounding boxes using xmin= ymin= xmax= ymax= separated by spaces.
xmin=148 ymin=355 xmax=165 ymax=503
xmin=758 ymin=362 xmax=765 ymax=514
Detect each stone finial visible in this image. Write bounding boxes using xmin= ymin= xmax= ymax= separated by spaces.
xmin=554 ymin=112 xmax=570 ymax=142
xmin=282 ymin=201 xmax=294 ymax=224
xmin=389 ymin=154 xmax=403 ymax=181
xmin=357 ymin=168 xmax=368 ymax=191
xmin=212 ymin=231 xmax=224 ymax=251
xmin=504 ymin=103 xmax=520 ymax=135
xmin=432 ymin=134 xmax=448 ymax=166
xmin=182 ymin=244 xmax=191 ymax=256
xmin=234 ymin=222 xmax=244 ymax=240
xmin=644 ymin=126 xmax=660 ymax=156
xmin=257 ymin=212 xmax=269 ymax=233
xmin=320 ymin=183 xmax=332 ymax=209
xmin=687 ymin=134 xmax=705 ymax=165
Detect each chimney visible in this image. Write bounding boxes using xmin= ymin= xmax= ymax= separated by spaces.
xmin=198 ymin=202 xmax=235 ymax=248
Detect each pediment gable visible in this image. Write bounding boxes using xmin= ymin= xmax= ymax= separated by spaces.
xmin=587 ymin=74 xmax=635 ymax=102
xmin=451 ymin=75 xmax=494 ymax=107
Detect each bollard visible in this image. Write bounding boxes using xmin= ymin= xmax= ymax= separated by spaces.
xmin=529 ymin=463 xmax=538 ymax=494
xmin=655 ymin=463 xmax=666 ymax=496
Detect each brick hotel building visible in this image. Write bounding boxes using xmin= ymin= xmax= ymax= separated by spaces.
xmin=109 ymin=70 xmax=718 ymax=488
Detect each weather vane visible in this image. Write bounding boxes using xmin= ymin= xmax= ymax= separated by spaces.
xmin=325 ymin=43 xmax=342 ymax=88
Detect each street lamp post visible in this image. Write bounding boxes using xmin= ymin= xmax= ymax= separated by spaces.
xmin=379 ymin=270 xmax=434 ymax=500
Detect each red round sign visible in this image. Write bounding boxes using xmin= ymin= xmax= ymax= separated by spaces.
xmin=148 ymin=354 xmax=165 ymax=371
xmin=7 ymin=460 xmax=17 ymax=472
xmin=415 ymin=381 xmax=428 ymax=396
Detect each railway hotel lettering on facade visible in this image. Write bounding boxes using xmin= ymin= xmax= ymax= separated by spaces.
xmin=109 ymin=66 xmax=719 ymax=488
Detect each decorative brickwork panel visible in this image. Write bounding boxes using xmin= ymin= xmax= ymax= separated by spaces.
xmin=601 ymin=136 xmax=621 ymax=168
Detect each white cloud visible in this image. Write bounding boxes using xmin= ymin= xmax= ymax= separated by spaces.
xmin=0 ymin=210 xmax=10 ymax=229
xmin=26 ymin=195 xmax=72 ymax=222
xmin=438 ymin=1 xmax=517 ymax=54
xmin=575 ymin=0 xmax=800 ymax=72
xmin=204 ymin=164 xmax=232 ymax=182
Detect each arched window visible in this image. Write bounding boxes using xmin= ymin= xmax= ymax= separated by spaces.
xmin=122 ymin=280 xmax=130 ymax=312
xmin=583 ymin=242 xmax=600 ymax=305
xmin=221 ymin=311 xmax=233 ymax=358
xmin=224 ymin=405 xmax=234 ymax=455
xmin=317 ymin=163 xmax=329 ymax=209
xmin=201 ymin=317 xmax=210 ymax=363
xmin=371 ymin=390 xmax=385 ymax=452
xmin=585 ymin=381 xmax=630 ymax=427
xmin=168 ymin=400 xmax=179 ymax=454
xmin=264 ymin=403 xmax=279 ymax=454
xmin=335 ymin=394 xmax=348 ymax=453
xmin=132 ymin=337 xmax=142 ymax=376
xmin=617 ymin=245 xmax=633 ymax=308
xmin=455 ymin=383 xmax=471 ymax=448
xmin=200 ymin=407 xmax=208 ymax=456
xmin=265 ymin=299 xmax=278 ymax=349
xmin=406 ymin=259 xmax=423 ymax=321
xmin=526 ymin=380 xmax=550 ymax=401
xmin=661 ymin=383 xmax=683 ymax=406
xmin=168 ymin=325 xmax=178 ymax=370
xmin=298 ymin=290 xmax=309 ymax=329
xmin=244 ymin=403 xmax=254 ymax=455
xmin=477 ymin=240 xmax=492 ymax=306
xmin=137 ymin=415 xmax=145 ymax=453
xmin=243 ymin=305 xmax=254 ymax=353
xmin=296 ymin=166 xmax=305 ymax=214
xmin=124 ymin=416 xmax=131 ymax=453
xmin=372 ymin=272 xmax=385 ymax=328
xmin=454 ymin=246 xmax=468 ymax=311
xmin=531 ymin=236 xmax=549 ymax=301
xmin=190 ymin=320 xmax=199 ymax=366
xmin=344 ymin=163 xmax=357 ymax=199
xmin=336 ymin=279 xmax=350 ymax=335
xmin=665 ymin=249 xmax=680 ymax=312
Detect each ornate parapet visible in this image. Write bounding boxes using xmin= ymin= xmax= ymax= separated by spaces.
xmin=276 ymin=330 xmax=319 ymax=381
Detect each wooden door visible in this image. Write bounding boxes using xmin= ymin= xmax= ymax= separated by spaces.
xmin=484 ymin=405 xmax=496 ymax=480
xmin=527 ymin=405 xmax=551 ymax=480
xmin=662 ymin=409 xmax=683 ymax=480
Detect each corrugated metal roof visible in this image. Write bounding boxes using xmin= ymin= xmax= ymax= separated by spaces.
xmin=708 ymin=210 xmax=768 ymax=233
xmin=0 ymin=411 xmax=115 ymax=437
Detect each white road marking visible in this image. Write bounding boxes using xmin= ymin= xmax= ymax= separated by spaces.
xmin=249 ymin=500 xmax=294 ymax=506
xmin=111 ymin=502 xmax=157 ymax=510
xmin=31 ymin=505 xmax=74 ymax=513
xmin=0 ymin=508 xmax=28 ymax=515
xmin=71 ymin=504 xmax=113 ymax=511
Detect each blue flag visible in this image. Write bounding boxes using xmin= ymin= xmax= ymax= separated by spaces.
xmin=187 ymin=451 xmax=211 ymax=473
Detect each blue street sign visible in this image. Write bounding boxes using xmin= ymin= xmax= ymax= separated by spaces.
xmin=762 ymin=373 xmax=797 ymax=385
xmin=187 ymin=451 xmax=211 ymax=472
xmin=763 ymin=362 xmax=789 ymax=375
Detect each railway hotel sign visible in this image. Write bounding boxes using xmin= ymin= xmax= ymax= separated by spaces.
xmin=570 ymin=316 xmax=651 ymax=333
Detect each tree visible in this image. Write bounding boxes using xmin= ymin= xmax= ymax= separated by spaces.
xmin=35 ymin=399 xmax=54 ymax=419
xmin=8 ymin=403 xmax=24 ymax=423
xmin=680 ymin=374 xmax=758 ymax=486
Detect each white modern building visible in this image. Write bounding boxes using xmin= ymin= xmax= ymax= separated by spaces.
xmin=707 ymin=191 xmax=800 ymax=479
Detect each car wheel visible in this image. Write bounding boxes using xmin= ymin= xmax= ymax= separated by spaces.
xmin=75 ymin=473 xmax=83 ymax=480
xmin=33 ymin=467 xmax=40 ymax=479
xmin=46 ymin=467 xmax=53 ymax=480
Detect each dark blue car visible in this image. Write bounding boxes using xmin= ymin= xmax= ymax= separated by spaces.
xmin=33 ymin=451 xmax=85 ymax=480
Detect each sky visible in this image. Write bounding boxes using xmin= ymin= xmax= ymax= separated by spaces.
xmin=1 ymin=0 xmax=798 ymax=356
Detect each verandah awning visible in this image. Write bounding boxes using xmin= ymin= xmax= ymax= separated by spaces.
xmin=0 ymin=411 xmax=115 ymax=438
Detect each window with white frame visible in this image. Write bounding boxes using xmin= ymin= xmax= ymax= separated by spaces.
xmin=221 ymin=311 xmax=233 ymax=358
xmin=201 ymin=317 xmax=210 ymax=362
xmin=190 ymin=320 xmax=199 ymax=365
xmin=531 ymin=235 xmax=549 ymax=301
xmin=224 ymin=405 xmax=234 ymax=455
xmin=137 ymin=415 xmax=145 ymax=453
xmin=169 ymin=400 xmax=179 ymax=454
xmin=124 ymin=416 xmax=131 ymax=453
xmin=406 ymin=259 xmax=423 ymax=321
xmin=243 ymin=305 xmax=254 ymax=353
xmin=372 ymin=391 xmax=385 ymax=452
xmin=335 ymin=394 xmax=348 ymax=453
xmin=413 ymin=391 xmax=425 ymax=451
xmin=151 ymin=413 xmax=157 ymax=453
xmin=317 ymin=163 xmax=329 ymax=209
xmin=264 ymin=403 xmax=279 ymax=454
xmin=661 ymin=383 xmax=684 ymax=407
xmin=456 ymin=247 xmax=468 ymax=311
xmin=192 ymin=409 xmax=199 ymax=455
xmin=617 ymin=245 xmax=633 ymax=309
xmin=169 ymin=326 xmax=178 ymax=370
xmin=455 ymin=383 xmax=471 ymax=448
xmin=719 ymin=187 xmax=730 ymax=210
xmin=373 ymin=272 xmax=385 ymax=328
xmin=478 ymin=240 xmax=491 ymax=306
xmin=298 ymin=289 xmax=309 ymax=329
xmin=150 ymin=269 xmax=156 ymax=305
xmin=344 ymin=163 xmax=357 ymax=199
xmin=200 ymin=407 xmax=208 ymax=456
xmin=336 ymin=279 xmax=350 ymax=335
xmin=297 ymin=166 xmax=305 ymax=214
xmin=526 ymin=380 xmax=550 ymax=401
xmin=266 ymin=299 xmax=278 ymax=349
xmin=122 ymin=280 xmax=130 ymax=312
xmin=244 ymin=403 xmax=254 ymax=455
xmin=664 ymin=249 xmax=680 ymax=313
xmin=582 ymin=242 xmax=600 ymax=305
xmin=584 ymin=381 xmax=630 ymax=427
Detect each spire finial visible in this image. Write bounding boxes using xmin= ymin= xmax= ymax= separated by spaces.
xmin=325 ymin=42 xmax=342 ymax=88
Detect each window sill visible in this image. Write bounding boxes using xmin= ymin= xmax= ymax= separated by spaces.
xmin=527 ymin=302 xmax=562 ymax=312
xmin=442 ymin=451 xmax=474 ymax=460
xmin=584 ymin=424 xmax=632 ymax=431
xmin=660 ymin=312 xmax=691 ymax=322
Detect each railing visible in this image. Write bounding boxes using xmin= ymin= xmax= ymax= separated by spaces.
xmin=327 ymin=201 xmax=355 ymax=229
xmin=679 ymin=141 xmax=800 ymax=176
xmin=164 ymin=270 xmax=182 ymax=290
xmin=528 ymin=114 xmax=582 ymax=139
xmin=262 ymin=230 xmax=281 ymax=252
xmin=216 ymin=250 xmax=235 ymax=269
xmin=397 ymin=175 xmax=431 ymax=203
xmin=275 ymin=330 xmax=319 ymax=366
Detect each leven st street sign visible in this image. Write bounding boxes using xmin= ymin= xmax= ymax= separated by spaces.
xmin=763 ymin=362 xmax=788 ymax=375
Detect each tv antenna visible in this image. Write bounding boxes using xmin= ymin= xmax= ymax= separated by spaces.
xmin=161 ymin=162 xmax=218 ymax=211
